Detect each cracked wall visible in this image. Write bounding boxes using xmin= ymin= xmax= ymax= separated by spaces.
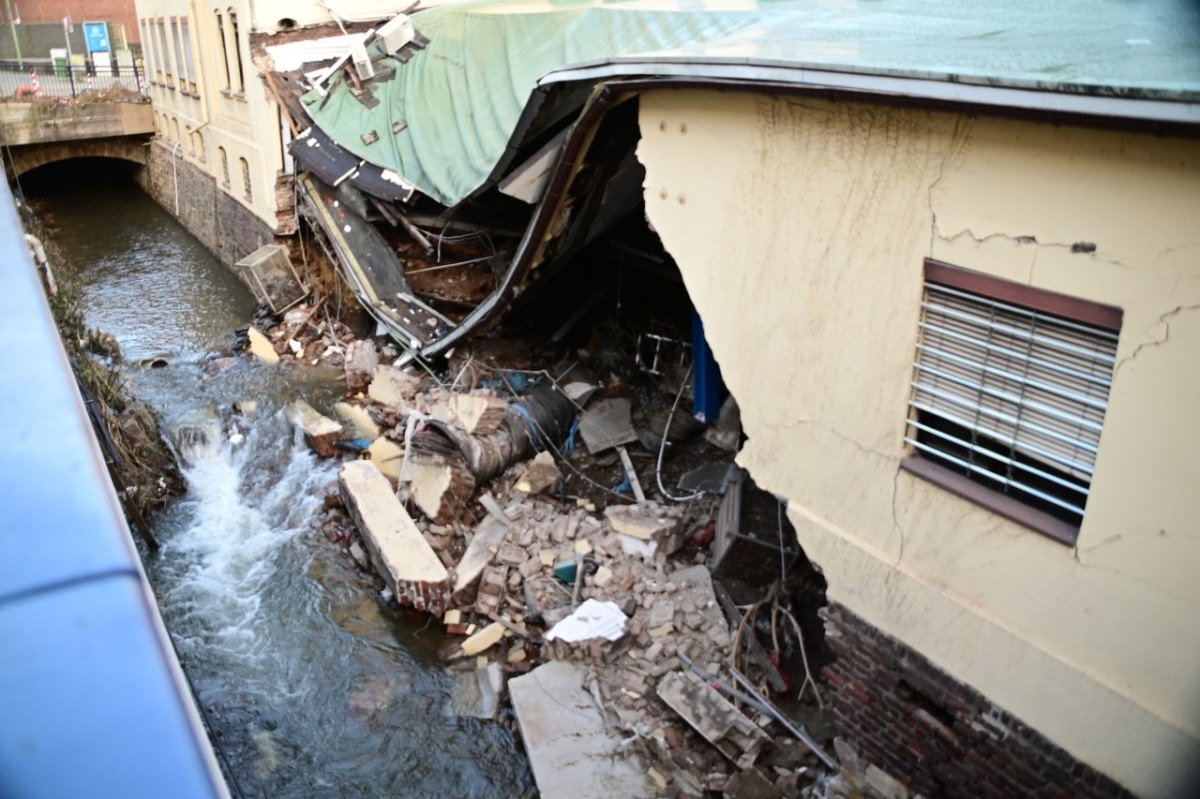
xmin=636 ymin=90 xmax=1200 ymax=797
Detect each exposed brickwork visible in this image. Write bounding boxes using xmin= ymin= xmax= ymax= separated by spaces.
xmin=16 ymin=0 xmax=141 ymax=44
xmin=138 ymin=138 xmax=275 ymax=280
xmin=821 ymin=603 xmax=1131 ymax=799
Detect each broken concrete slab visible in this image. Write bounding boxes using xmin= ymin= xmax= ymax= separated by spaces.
xmin=410 ymin=458 xmax=476 ymax=525
xmin=579 ymin=397 xmax=638 ymax=454
xmin=563 ymin=381 xmax=599 ymax=408
xmin=333 ymin=401 xmax=381 ymax=440
xmin=448 ymin=662 xmax=506 ymax=720
xmin=657 ymin=670 xmax=768 ymax=765
xmin=365 ymin=437 xmax=405 ymax=480
xmin=606 ymin=503 xmax=684 ymax=558
xmin=453 ymin=515 xmax=511 ymax=595
xmin=285 ymin=400 xmax=344 ymax=457
xmin=510 ymin=661 xmax=654 ymax=799
xmin=247 ymin=326 xmax=280 ymax=364
xmin=442 ymin=392 xmax=508 ymax=435
xmin=367 ymin=364 xmax=422 ymax=410
xmin=514 ymin=450 xmax=559 ymax=495
xmin=461 ymin=621 xmax=506 ymax=656
xmin=339 ymin=460 xmax=450 ymax=615
xmin=344 ymin=339 xmax=379 ymax=392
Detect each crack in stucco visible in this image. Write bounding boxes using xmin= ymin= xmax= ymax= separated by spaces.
xmin=891 ymin=465 xmax=906 ymax=568
xmin=1114 ymin=304 xmax=1200 ymax=374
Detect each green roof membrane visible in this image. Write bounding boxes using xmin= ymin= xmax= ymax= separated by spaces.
xmin=301 ymin=0 xmax=1200 ymax=207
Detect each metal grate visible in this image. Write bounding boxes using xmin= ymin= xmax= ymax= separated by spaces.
xmin=907 ymin=280 xmax=1119 ymax=526
xmin=234 ymin=244 xmax=307 ymax=315
xmin=712 ymin=469 xmax=799 ymax=586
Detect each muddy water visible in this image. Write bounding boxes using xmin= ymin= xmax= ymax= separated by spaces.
xmin=24 ymin=165 xmax=533 ymax=798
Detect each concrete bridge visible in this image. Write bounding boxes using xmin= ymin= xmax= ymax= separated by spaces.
xmin=0 ymin=99 xmax=153 ymax=180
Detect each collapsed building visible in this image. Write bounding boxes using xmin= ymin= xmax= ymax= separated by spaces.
xmin=140 ymin=0 xmax=1200 ymax=796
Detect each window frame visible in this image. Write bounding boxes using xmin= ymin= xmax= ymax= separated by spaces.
xmin=900 ymin=259 xmax=1122 ymax=545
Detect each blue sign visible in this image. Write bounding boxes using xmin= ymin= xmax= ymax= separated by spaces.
xmin=83 ymin=22 xmax=109 ymax=53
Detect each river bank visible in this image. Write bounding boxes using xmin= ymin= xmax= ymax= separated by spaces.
xmin=21 ymin=167 xmax=536 ymax=798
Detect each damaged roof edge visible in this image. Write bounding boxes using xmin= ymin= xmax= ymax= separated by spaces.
xmin=538 ymin=61 xmax=1200 ymax=126
xmin=402 ymin=71 xmax=1198 ymax=364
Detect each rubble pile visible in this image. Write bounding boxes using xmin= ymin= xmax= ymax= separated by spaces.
xmin=258 ymin=330 xmax=898 ymax=798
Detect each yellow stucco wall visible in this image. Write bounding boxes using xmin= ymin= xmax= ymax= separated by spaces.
xmin=637 ymin=89 xmax=1200 ymax=797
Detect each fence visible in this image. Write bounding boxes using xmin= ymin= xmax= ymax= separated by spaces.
xmin=0 ymin=59 xmax=145 ymax=100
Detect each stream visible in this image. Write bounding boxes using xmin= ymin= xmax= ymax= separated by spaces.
xmin=23 ymin=161 xmax=534 ymax=798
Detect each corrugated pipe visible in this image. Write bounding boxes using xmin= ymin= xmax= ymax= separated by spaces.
xmin=413 ymin=385 xmax=576 ymax=482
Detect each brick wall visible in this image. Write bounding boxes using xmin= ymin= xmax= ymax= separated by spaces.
xmin=138 ymin=139 xmax=275 ymax=284
xmin=821 ymin=602 xmax=1131 ymax=798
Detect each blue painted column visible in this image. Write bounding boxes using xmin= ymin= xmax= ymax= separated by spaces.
xmin=692 ymin=309 xmax=723 ymax=424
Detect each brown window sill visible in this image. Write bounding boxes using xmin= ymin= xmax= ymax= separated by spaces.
xmin=900 ymin=455 xmax=1079 ymax=546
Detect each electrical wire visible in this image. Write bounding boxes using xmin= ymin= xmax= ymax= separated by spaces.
xmin=656 ymin=363 xmax=703 ymax=503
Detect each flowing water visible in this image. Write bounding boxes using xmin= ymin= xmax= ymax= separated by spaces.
xmin=24 ymin=162 xmax=533 ymax=798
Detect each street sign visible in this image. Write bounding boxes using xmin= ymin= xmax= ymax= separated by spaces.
xmin=83 ymin=21 xmax=109 ymax=53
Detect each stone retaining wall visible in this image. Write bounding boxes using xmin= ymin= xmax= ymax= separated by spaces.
xmin=138 ymin=138 xmax=274 ymax=275
xmin=821 ymin=602 xmax=1130 ymax=798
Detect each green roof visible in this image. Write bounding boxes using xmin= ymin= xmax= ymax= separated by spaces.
xmin=301 ymin=0 xmax=1200 ymax=206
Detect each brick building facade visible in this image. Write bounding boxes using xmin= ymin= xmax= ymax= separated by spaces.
xmin=10 ymin=0 xmax=140 ymax=43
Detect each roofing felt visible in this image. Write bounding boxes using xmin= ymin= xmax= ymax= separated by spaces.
xmin=299 ymin=0 xmax=1200 ymax=207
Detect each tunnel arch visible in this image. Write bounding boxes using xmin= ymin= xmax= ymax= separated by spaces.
xmin=5 ymin=138 xmax=148 ymax=182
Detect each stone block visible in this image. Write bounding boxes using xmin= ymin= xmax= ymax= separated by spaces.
xmin=285 ymin=400 xmax=343 ymax=457
xmin=339 ymin=460 xmax=450 ymax=615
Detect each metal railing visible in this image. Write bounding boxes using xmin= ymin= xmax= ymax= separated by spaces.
xmin=0 ymin=58 xmax=146 ymax=99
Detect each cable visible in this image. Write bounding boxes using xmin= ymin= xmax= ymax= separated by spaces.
xmin=656 ymin=364 xmax=703 ymax=503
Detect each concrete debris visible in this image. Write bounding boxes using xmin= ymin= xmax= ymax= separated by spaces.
xmin=563 ymin=381 xmax=599 ymax=408
xmin=578 ymin=397 xmax=638 ymax=454
xmin=365 ymin=436 xmax=405 ymax=481
xmin=514 ymin=450 xmax=559 ymax=495
xmin=453 ymin=515 xmax=510 ymax=595
xmin=367 ymin=365 xmax=422 ymax=411
xmin=293 ymin=332 xmax=832 ymax=797
xmin=448 ymin=662 xmax=506 ymax=720
xmin=438 ymin=391 xmax=508 ymax=435
xmin=344 ymin=339 xmax=380 ymax=392
xmin=705 ymin=395 xmax=742 ymax=451
xmin=510 ymin=661 xmax=655 ymax=799
xmin=461 ymin=621 xmax=506 ymax=656
xmin=657 ymin=670 xmax=768 ymax=765
xmin=247 ymin=326 xmax=280 ymax=364
xmin=333 ymin=401 xmax=381 ymax=440
xmin=338 ymin=460 xmax=450 ymax=615
xmin=285 ymin=400 xmax=344 ymax=457
xmin=545 ymin=599 xmax=627 ymax=643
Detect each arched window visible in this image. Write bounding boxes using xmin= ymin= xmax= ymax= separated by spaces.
xmin=185 ymin=125 xmax=194 ymax=156
xmin=170 ymin=117 xmax=180 ymax=144
xmin=194 ymin=130 xmax=205 ymax=162
xmin=215 ymin=10 xmax=231 ymax=90
xmin=219 ymin=147 xmax=229 ymax=186
xmin=228 ymin=10 xmax=245 ymax=92
xmin=239 ymin=157 xmax=252 ymax=201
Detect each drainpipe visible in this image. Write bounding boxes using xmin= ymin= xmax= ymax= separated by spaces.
xmin=25 ymin=233 xmax=56 ymax=295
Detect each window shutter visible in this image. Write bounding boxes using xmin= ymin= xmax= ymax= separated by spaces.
xmin=907 ymin=276 xmax=1119 ymax=527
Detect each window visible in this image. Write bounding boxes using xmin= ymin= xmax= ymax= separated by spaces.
xmin=228 ymin=10 xmax=245 ymax=93
xmin=902 ymin=259 xmax=1122 ymax=544
xmin=176 ymin=17 xmax=196 ymax=93
xmin=158 ymin=19 xmax=173 ymax=86
xmin=219 ymin=147 xmax=230 ymax=186
xmin=186 ymin=125 xmax=194 ymax=156
xmin=194 ymin=130 xmax=205 ymax=161
xmin=170 ymin=18 xmax=186 ymax=88
xmin=215 ymin=11 xmax=231 ymax=90
xmin=240 ymin=156 xmax=252 ymax=200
